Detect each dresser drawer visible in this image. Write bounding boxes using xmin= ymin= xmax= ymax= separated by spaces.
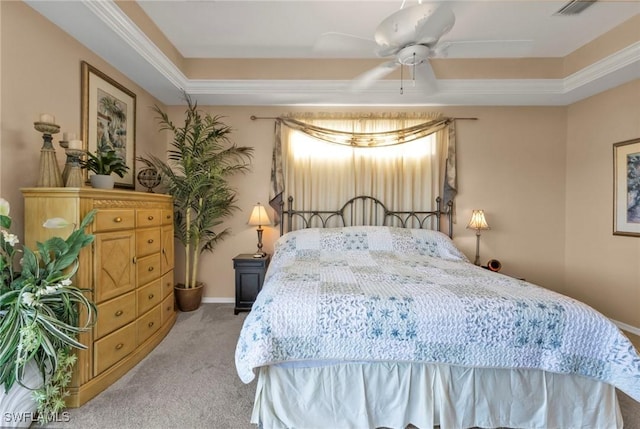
xmin=95 ymin=291 xmax=136 ymax=339
xmin=137 ymin=306 xmax=161 ymax=345
xmin=94 ymin=209 xmax=135 ymax=232
xmin=136 ymin=253 xmax=161 ymax=286
xmin=161 ymin=293 xmax=175 ymax=325
xmin=137 ymin=279 xmax=162 ymax=315
xmin=161 ymin=271 xmax=174 ymax=299
xmin=136 ymin=228 xmax=161 ymax=257
xmin=137 ymin=209 xmax=161 ymax=228
xmin=161 ymin=209 xmax=173 ymax=225
xmin=94 ymin=322 xmax=136 ymax=376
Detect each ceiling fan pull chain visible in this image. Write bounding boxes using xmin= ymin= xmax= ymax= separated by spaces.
xmin=400 ymin=64 xmax=404 ymax=95
xmin=413 ymin=53 xmax=417 ymax=86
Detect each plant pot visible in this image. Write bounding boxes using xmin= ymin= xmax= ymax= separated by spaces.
xmin=90 ymin=174 xmax=115 ymax=189
xmin=0 ymin=360 xmax=43 ymax=428
xmin=174 ymin=282 xmax=204 ymax=312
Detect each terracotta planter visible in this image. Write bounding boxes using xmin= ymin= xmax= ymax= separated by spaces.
xmin=174 ymin=282 xmax=204 ymax=312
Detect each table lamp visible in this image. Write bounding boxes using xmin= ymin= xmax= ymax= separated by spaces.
xmin=466 ymin=209 xmax=490 ymax=266
xmin=248 ymin=203 xmax=271 ymax=257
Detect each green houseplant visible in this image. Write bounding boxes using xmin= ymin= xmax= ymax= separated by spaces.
xmin=139 ymin=96 xmax=253 ymax=311
xmin=0 ymin=198 xmax=97 ymax=425
xmin=81 ymin=148 xmax=129 ymax=189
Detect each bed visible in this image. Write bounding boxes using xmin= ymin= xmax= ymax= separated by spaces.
xmin=235 ymin=196 xmax=640 ymax=429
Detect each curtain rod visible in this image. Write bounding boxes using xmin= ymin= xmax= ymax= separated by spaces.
xmin=250 ymin=115 xmax=478 ymax=121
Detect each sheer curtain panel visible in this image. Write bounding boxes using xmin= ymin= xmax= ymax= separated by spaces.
xmin=269 ymin=114 xmax=457 ymax=228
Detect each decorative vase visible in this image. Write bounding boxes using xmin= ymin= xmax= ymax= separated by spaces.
xmin=174 ymin=282 xmax=204 ymax=312
xmin=0 ymin=360 xmax=43 ymax=428
xmin=90 ymin=174 xmax=114 ymax=189
xmin=137 ymin=167 xmax=161 ymax=193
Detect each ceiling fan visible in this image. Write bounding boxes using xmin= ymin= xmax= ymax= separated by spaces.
xmin=315 ymin=1 xmax=456 ymax=94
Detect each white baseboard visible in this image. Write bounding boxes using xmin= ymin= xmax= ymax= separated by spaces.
xmin=611 ymin=319 xmax=640 ymax=337
xmin=202 ymin=297 xmax=234 ymax=304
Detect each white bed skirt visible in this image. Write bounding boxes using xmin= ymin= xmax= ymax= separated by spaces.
xmin=252 ymin=362 xmax=622 ymax=429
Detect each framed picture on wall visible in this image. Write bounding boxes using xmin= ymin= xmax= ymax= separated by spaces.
xmin=613 ymin=138 xmax=640 ymax=237
xmin=81 ymin=61 xmax=136 ymax=188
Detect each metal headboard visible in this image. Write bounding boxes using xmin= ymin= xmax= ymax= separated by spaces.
xmin=278 ymin=195 xmax=453 ymax=238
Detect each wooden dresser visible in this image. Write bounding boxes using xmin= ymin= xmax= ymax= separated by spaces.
xmin=22 ymin=188 xmax=176 ymax=407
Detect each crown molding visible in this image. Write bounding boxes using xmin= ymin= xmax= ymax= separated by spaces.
xmin=564 ymin=41 xmax=640 ymax=93
xmin=81 ymin=0 xmax=188 ymax=90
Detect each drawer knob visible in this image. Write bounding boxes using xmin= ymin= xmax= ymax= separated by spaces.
xmin=148 ymin=321 xmax=154 ymax=328
xmin=115 ymin=343 xmax=124 ymax=350
xmin=148 ymin=215 xmax=154 ymax=221
xmin=148 ymin=239 xmax=154 ymax=244
xmin=148 ymin=293 xmax=154 ymax=300
xmin=115 ymin=310 xmax=123 ymax=317
xmin=114 ymin=217 xmax=122 ymax=223
xmin=148 ymin=266 xmax=154 ymax=272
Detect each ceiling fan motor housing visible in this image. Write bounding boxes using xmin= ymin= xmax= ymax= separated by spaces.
xmin=397 ymin=45 xmax=431 ymax=65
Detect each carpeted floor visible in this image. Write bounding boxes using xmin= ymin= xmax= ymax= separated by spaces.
xmin=42 ymin=303 xmax=639 ymax=429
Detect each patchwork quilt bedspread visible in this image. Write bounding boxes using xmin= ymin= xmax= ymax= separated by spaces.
xmin=235 ymin=226 xmax=640 ymax=401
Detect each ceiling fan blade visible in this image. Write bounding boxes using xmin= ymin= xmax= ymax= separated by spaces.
xmin=313 ymin=32 xmax=378 ymax=55
xmin=350 ymin=61 xmax=399 ymax=92
xmin=414 ymin=4 xmax=455 ymax=46
xmin=414 ymin=60 xmax=438 ymax=93
xmin=436 ymin=40 xmax=535 ymax=58
xmin=375 ymin=3 xmax=455 ymax=53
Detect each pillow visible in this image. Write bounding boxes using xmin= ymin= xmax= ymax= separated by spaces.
xmin=273 ymin=226 xmax=468 ymax=262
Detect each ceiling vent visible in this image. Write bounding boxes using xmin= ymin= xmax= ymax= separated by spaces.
xmin=555 ymin=0 xmax=597 ymax=15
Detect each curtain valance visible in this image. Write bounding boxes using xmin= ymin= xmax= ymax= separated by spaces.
xmin=276 ymin=117 xmax=450 ymax=148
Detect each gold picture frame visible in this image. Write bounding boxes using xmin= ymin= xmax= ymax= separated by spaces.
xmin=613 ymin=137 xmax=640 ymax=237
xmin=81 ymin=61 xmax=136 ymax=188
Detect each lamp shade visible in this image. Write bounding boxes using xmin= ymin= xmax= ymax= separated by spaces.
xmin=248 ymin=203 xmax=271 ymax=226
xmin=466 ymin=210 xmax=490 ymax=230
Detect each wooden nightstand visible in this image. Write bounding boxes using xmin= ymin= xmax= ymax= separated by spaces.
xmin=233 ymin=254 xmax=270 ymax=314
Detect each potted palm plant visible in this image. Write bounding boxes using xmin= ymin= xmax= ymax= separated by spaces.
xmin=0 ymin=198 xmax=96 ymax=426
xmin=81 ymin=148 xmax=129 ymax=189
xmin=139 ymin=96 xmax=253 ymax=311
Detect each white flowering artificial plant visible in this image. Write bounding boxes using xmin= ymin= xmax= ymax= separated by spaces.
xmin=0 ymin=198 xmax=97 ymax=423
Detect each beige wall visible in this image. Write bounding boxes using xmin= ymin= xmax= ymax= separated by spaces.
xmin=0 ymin=2 xmax=167 ymax=237
xmin=1 ymin=2 xmax=637 ymax=341
xmin=565 ymin=79 xmax=640 ymax=331
xmin=159 ymin=105 xmax=567 ymax=303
